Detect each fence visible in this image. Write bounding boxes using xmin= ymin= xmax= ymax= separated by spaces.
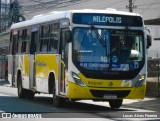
xmin=0 ymin=55 xmax=8 ymax=81
xmin=147 ymin=58 xmax=160 ymax=97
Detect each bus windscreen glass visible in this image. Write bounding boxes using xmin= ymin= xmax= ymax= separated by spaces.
xmin=72 ymin=28 xmax=144 ymax=79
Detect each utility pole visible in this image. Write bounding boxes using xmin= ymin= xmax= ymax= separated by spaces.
xmin=0 ymin=0 xmax=1 ymax=33
xmin=126 ymin=0 xmax=137 ymax=12
xmin=129 ymin=0 xmax=133 ymax=12
xmin=5 ymin=0 xmax=7 ymax=31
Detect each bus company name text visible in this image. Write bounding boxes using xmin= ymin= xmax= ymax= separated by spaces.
xmin=36 ymin=60 xmax=47 ymax=67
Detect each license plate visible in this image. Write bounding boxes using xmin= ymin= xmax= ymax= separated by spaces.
xmin=103 ymin=94 xmax=117 ymax=99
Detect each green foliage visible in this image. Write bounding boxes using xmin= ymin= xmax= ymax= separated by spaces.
xmin=10 ymin=0 xmax=25 ymax=23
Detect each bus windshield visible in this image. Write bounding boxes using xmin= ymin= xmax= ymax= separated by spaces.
xmin=73 ymin=27 xmax=144 ymax=74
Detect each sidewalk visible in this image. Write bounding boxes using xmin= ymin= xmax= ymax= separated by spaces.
xmin=123 ymin=98 xmax=160 ymax=112
xmin=0 ymin=79 xmax=10 ymax=87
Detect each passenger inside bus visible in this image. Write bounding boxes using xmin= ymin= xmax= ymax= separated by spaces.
xmin=111 ymin=36 xmax=132 ymax=63
xmin=49 ymin=38 xmax=58 ymax=53
xmin=41 ymin=39 xmax=48 ymax=52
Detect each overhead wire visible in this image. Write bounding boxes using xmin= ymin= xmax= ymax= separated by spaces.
xmin=136 ymin=1 xmax=160 ymax=6
xmin=139 ymin=0 xmax=157 ymax=14
xmin=22 ymin=0 xmax=127 ymax=12
xmin=17 ymin=0 xmax=160 ymax=18
xmin=21 ymin=0 xmax=74 ymax=11
xmin=133 ymin=0 xmax=137 ymax=4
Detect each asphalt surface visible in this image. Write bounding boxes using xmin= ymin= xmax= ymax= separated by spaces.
xmin=0 ymin=79 xmax=160 ymax=112
xmin=0 ymin=79 xmax=160 ymax=121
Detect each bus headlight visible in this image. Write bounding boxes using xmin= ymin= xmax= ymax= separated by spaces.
xmin=134 ymin=75 xmax=145 ymax=87
xmin=71 ymin=72 xmax=86 ymax=86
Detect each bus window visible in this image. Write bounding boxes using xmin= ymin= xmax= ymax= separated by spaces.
xmin=12 ymin=35 xmax=18 ymax=54
xmin=12 ymin=30 xmax=18 ymax=55
xmin=49 ymin=38 xmax=58 ymax=53
xmin=40 ymin=39 xmax=49 ymax=52
xmin=26 ymin=28 xmax=31 ymax=41
xmin=50 ymin=23 xmax=59 ymax=36
xmin=30 ymin=31 xmax=38 ymax=54
xmin=21 ymin=29 xmax=31 ymax=53
xmin=40 ymin=25 xmax=50 ymax=53
xmin=41 ymin=25 xmax=50 ymax=38
xmin=21 ymin=42 xmax=26 ymax=53
xmin=17 ymin=30 xmax=22 ymax=53
xmin=26 ymin=29 xmax=31 ymax=53
xmin=9 ymin=32 xmax=13 ymax=54
xmin=21 ymin=29 xmax=27 ymax=53
xmin=48 ymin=23 xmax=59 ymax=53
xmin=61 ymin=29 xmax=69 ymax=68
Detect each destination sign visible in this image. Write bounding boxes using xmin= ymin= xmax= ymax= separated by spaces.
xmin=73 ymin=13 xmax=143 ymax=27
xmin=93 ymin=16 xmax=122 ymax=24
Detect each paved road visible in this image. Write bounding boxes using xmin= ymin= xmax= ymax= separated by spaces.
xmin=0 ymin=80 xmax=160 ymax=120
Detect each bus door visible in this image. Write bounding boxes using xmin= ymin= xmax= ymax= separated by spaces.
xmin=9 ymin=30 xmax=18 ymax=86
xmin=29 ymin=28 xmax=38 ymax=89
xmin=59 ymin=28 xmax=69 ymax=94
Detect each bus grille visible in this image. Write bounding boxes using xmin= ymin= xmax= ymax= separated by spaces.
xmin=90 ymin=90 xmax=130 ymax=98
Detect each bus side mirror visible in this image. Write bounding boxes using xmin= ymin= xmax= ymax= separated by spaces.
xmin=147 ymin=35 xmax=152 ymax=49
xmin=65 ymin=30 xmax=72 ymax=43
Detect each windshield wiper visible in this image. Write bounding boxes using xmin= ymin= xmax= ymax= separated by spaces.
xmin=79 ymin=25 xmax=107 ymax=52
xmin=90 ymin=25 xmax=106 ymax=48
xmin=90 ymin=25 xmax=109 ymax=58
xmin=80 ymin=29 xmax=88 ymax=49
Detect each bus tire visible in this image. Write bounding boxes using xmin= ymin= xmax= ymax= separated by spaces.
xmin=26 ymin=90 xmax=35 ymax=99
xmin=52 ymin=80 xmax=65 ymax=107
xmin=109 ymin=99 xmax=123 ymax=109
xmin=17 ymin=74 xmax=26 ymax=99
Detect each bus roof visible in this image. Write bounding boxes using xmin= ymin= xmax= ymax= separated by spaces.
xmin=11 ymin=9 xmax=141 ymax=30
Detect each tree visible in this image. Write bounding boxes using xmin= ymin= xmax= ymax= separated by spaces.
xmin=9 ymin=0 xmax=25 ymax=23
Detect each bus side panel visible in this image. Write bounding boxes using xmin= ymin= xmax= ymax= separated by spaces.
xmin=29 ymin=54 xmax=35 ymax=89
xmin=22 ymin=54 xmax=30 ymax=89
xmin=8 ymin=55 xmax=13 ymax=86
xmin=15 ymin=55 xmax=30 ymax=89
xmin=35 ymin=54 xmax=60 ymax=93
xmin=130 ymin=84 xmax=146 ymax=99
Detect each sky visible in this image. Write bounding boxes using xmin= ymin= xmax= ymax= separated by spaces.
xmin=17 ymin=0 xmax=160 ymax=56
xmin=17 ymin=0 xmax=160 ymax=20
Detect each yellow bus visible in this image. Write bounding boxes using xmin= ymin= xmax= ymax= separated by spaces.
xmin=8 ymin=9 xmax=151 ymax=108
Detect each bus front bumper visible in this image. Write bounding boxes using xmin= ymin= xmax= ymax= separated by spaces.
xmin=67 ymin=82 xmax=146 ymax=100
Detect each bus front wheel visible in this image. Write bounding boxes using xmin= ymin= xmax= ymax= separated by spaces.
xmin=109 ymin=99 xmax=123 ymax=109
